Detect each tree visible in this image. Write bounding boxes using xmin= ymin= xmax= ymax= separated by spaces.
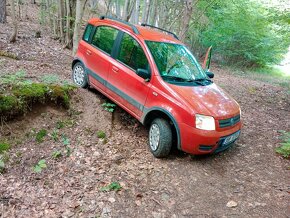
xmin=9 ymin=0 xmax=17 ymax=42
xmin=200 ymin=0 xmax=290 ymax=67
xmin=0 ymin=0 xmax=6 ymax=23
xmin=179 ymin=0 xmax=194 ymax=42
xmin=72 ymin=0 xmax=87 ymax=54
xmin=141 ymin=0 xmax=150 ymax=24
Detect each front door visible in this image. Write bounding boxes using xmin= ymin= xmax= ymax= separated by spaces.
xmin=107 ymin=32 xmax=151 ymax=118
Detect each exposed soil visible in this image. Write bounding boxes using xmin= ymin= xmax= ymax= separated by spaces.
xmin=0 ymin=6 xmax=289 ymax=218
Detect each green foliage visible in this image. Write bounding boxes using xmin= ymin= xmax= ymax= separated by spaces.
xmin=97 ymin=130 xmax=106 ymax=139
xmin=33 ymin=159 xmax=47 ymax=173
xmin=198 ymin=0 xmax=290 ymax=67
xmin=36 ymin=129 xmax=47 ymax=143
xmin=276 ymin=131 xmax=290 ymax=158
xmin=56 ymin=119 xmax=75 ymax=129
xmin=102 ymin=102 xmax=116 ymax=112
xmin=0 ymin=142 xmax=10 ymax=153
xmin=56 ymin=121 xmax=65 ymax=129
xmin=100 ymin=182 xmax=122 ymax=192
xmin=41 ymin=74 xmax=60 ymax=84
xmin=52 ymin=150 xmax=62 ymax=159
xmin=61 ymin=135 xmax=70 ymax=146
xmin=51 ymin=129 xmax=59 ymax=142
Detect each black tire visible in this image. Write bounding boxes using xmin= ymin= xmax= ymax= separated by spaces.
xmin=72 ymin=62 xmax=88 ymax=88
xmin=149 ymin=118 xmax=172 ymax=158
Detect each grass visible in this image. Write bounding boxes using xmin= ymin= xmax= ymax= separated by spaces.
xmin=0 ymin=142 xmax=10 ymax=153
xmin=97 ymin=130 xmax=106 ymax=139
xmin=35 ymin=129 xmax=47 ymax=143
xmin=276 ymin=131 xmax=290 ymax=158
xmin=52 ymin=150 xmax=62 ymax=159
xmin=100 ymin=182 xmax=122 ymax=192
xmin=244 ymin=66 xmax=290 ymax=90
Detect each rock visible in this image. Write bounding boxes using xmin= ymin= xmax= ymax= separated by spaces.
xmin=108 ymin=197 xmax=115 ymax=203
xmin=135 ymin=200 xmax=141 ymax=206
xmin=226 ymin=200 xmax=238 ymax=208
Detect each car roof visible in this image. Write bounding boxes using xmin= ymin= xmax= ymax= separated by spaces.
xmin=88 ymin=18 xmax=182 ymax=44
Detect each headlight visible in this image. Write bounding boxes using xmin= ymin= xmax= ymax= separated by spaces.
xmin=195 ymin=114 xmax=215 ymax=130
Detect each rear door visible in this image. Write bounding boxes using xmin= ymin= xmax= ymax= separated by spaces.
xmin=85 ymin=25 xmax=119 ymax=92
xmin=107 ymin=32 xmax=151 ymax=118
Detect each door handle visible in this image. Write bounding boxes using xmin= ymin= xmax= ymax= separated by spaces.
xmin=86 ymin=50 xmax=92 ymax=55
xmin=112 ymin=66 xmax=119 ymax=73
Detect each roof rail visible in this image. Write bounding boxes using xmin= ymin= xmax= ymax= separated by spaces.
xmin=100 ymin=16 xmax=139 ymax=34
xmin=141 ymin=23 xmax=179 ymax=40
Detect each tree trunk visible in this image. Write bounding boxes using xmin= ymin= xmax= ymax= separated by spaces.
xmin=149 ymin=0 xmax=157 ymax=25
xmin=72 ymin=0 xmax=86 ymax=54
xmin=133 ymin=0 xmax=140 ymax=24
xmin=179 ymin=0 xmax=194 ymax=42
xmin=9 ymin=0 xmax=18 ymax=42
xmin=65 ymin=0 xmax=71 ymax=47
xmin=58 ymin=0 xmax=64 ymax=42
xmin=0 ymin=0 xmax=6 ymax=23
xmin=142 ymin=0 xmax=150 ymax=24
xmin=116 ymin=1 xmax=121 ymax=18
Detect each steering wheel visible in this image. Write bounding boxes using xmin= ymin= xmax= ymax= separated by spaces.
xmin=166 ymin=62 xmax=181 ymax=75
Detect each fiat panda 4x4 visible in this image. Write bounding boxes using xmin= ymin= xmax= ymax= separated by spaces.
xmin=72 ymin=16 xmax=242 ymax=158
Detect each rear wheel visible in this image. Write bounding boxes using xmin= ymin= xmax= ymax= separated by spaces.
xmin=149 ymin=118 xmax=172 ymax=158
xmin=72 ymin=62 xmax=88 ymax=88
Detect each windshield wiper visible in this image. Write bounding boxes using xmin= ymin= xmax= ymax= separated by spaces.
xmin=161 ymin=75 xmax=191 ymax=82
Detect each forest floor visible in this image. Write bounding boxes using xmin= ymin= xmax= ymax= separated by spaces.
xmin=0 ymin=7 xmax=290 ymax=218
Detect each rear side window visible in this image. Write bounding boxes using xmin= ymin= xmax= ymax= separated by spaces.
xmin=91 ymin=26 xmax=118 ymax=55
xmin=83 ymin=24 xmax=93 ymax=42
xmin=117 ymin=33 xmax=148 ymax=71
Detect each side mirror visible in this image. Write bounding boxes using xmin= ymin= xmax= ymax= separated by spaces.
xmin=137 ymin=68 xmax=150 ymax=81
xmin=206 ymin=71 xmax=214 ymax=78
xmin=202 ymin=46 xmax=212 ymax=71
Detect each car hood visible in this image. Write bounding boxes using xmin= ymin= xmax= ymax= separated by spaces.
xmin=168 ymin=83 xmax=240 ymax=118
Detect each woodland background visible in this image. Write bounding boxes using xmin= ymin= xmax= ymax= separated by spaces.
xmin=0 ymin=0 xmax=290 ymax=68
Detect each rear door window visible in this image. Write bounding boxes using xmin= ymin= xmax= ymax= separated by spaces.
xmin=91 ymin=26 xmax=118 ymax=55
xmin=117 ymin=33 xmax=148 ymax=71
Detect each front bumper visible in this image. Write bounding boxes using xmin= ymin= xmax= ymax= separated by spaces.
xmin=179 ymin=122 xmax=242 ymax=155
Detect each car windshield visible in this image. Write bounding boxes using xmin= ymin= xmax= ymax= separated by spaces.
xmin=146 ymin=41 xmax=208 ymax=83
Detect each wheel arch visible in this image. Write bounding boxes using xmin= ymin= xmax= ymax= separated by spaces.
xmin=72 ymin=58 xmax=85 ymax=70
xmin=142 ymin=107 xmax=181 ymax=150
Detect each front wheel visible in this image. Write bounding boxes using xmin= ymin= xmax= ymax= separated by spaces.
xmin=72 ymin=62 xmax=88 ymax=88
xmin=149 ymin=118 xmax=172 ymax=158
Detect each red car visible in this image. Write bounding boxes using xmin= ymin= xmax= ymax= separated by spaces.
xmin=72 ymin=16 xmax=241 ymax=158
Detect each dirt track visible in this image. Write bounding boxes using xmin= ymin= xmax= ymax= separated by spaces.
xmin=1 ymin=13 xmax=290 ymax=218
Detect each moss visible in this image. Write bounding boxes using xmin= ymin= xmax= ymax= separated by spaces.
xmin=0 ymin=142 xmax=10 ymax=153
xmin=12 ymin=83 xmax=47 ymax=102
xmin=0 ymin=81 xmax=76 ymax=121
xmin=0 ymin=95 xmax=19 ymax=112
xmin=0 ymin=50 xmax=19 ymax=60
xmin=48 ymin=85 xmax=76 ymax=109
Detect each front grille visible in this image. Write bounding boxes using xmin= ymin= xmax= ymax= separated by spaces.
xmin=219 ymin=114 xmax=240 ymax=128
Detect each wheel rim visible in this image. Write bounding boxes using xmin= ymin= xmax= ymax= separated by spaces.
xmin=73 ymin=65 xmax=85 ymax=86
xmin=149 ymin=124 xmax=160 ymax=151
